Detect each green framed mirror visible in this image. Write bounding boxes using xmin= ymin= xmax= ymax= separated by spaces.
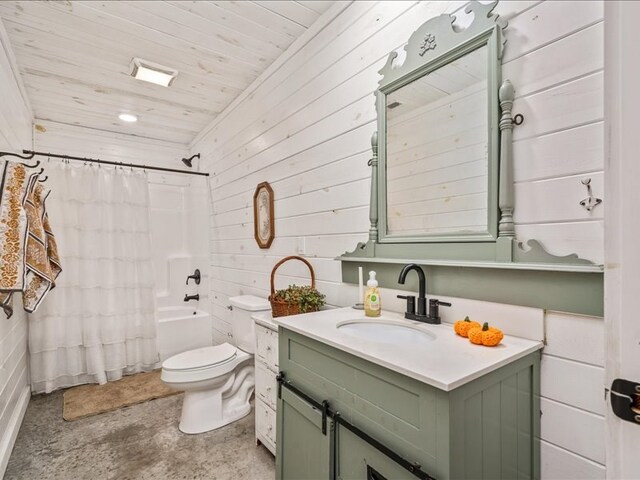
xmin=340 ymin=0 xmax=602 ymax=274
xmin=379 ymin=18 xmax=500 ymax=243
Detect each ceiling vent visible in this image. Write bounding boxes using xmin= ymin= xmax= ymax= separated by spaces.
xmin=130 ymin=58 xmax=178 ymax=87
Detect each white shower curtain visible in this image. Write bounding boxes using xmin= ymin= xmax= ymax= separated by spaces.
xmin=28 ymin=162 xmax=158 ymax=394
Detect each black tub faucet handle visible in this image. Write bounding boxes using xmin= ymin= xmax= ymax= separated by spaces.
xmin=186 ymin=269 xmax=201 ymax=285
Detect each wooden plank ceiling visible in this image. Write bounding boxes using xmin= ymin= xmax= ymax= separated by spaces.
xmin=0 ymin=1 xmax=333 ymax=144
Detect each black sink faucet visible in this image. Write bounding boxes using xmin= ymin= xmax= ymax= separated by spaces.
xmin=184 ymin=294 xmax=200 ymax=302
xmin=397 ymin=263 xmax=451 ymax=324
xmin=398 ymin=263 xmax=427 ymax=315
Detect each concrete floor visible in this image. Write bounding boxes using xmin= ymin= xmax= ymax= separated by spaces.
xmin=4 ymin=391 xmax=275 ymax=480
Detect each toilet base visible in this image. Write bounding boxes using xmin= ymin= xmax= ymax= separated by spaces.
xmin=177 ymin=364 xmax=255 ymax=434
xmin=180 ymin=401 xmax=252 ymax=434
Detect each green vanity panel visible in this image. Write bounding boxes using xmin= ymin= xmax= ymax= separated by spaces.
xmin=276 ymin=388 xmax=332 ymax=480
xmin=276 ymin=328 xmax=540 ymax=480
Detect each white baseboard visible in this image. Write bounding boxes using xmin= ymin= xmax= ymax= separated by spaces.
xmin=0 ymin=385 xmax=30 ymax=478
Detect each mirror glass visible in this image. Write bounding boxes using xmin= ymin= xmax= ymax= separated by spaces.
xmin=385 ymin=45 xmax=489 ymax=238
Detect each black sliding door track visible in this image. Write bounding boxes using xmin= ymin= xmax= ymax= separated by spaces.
xmin=277 ymin=372 xmax=436 ymax=480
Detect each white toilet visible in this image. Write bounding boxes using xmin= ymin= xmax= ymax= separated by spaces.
xmin=161 ymin=295 xmax=271 ymax=434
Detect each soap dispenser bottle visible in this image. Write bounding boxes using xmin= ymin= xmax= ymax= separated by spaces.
xmin=364 ymin=271 xmax=381 ymax=317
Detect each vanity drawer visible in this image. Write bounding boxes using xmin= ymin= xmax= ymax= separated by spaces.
xmin=255 ymin=325 xmax=278 ymax=370
xmin=255 ymin=360 xmax=277 ymax=409
xmin=256 ymin=399 xmax=276 ymax=448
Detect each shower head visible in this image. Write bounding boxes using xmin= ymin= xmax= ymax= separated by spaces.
xmin=181 ymin=153 xmax=200 ymax=168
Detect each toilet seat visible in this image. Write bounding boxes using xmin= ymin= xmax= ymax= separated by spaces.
xmin=161 ymin=343 xmax=252 ymax=385
xmin=163 ymin=343 xmax=237 ymax=371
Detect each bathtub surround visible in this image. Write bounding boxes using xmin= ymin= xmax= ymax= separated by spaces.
xmin=157 ymin=307 xmax=212 ymax=361
xmin=5 ymin=392 xmax=275 ymax=480
xmin=32 ymin=121 xmax=211 ymax=318
xmin=28 ymin=162 xmax=158 ymax=394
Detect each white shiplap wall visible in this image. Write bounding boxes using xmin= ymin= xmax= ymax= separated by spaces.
xmin=0 ymin=19 xmax=32 ymax=478
xmin=541 ymin=311 xmax=606 ymax=478
xmin=33 ymin=119 xmax=189 ymax=170
xmin=193 ymin=1 xmax=605 ymax=476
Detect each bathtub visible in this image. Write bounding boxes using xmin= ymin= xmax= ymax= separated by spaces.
xmin=157 ymin=306 xmax=212 ymax=361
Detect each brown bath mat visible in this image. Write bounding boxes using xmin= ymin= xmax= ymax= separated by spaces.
xmin=63 ymin=370 xmax=180 ymax=421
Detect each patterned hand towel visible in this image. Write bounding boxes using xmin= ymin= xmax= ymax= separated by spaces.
xmin=22 ymin=182 xmax=62 ymax=312
xmin=0 ymin=161 xmax=39 ymax=317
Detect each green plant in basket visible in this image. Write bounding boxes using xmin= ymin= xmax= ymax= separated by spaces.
xmin=273 ymin=284 xmax=326 ymax=313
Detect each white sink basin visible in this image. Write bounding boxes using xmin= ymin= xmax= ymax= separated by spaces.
xmin=336 ymin=319 xmax=436 ymax=345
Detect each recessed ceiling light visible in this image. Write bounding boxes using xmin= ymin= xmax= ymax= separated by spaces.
xmin=130 ymin=57 xmax=178 ymax=87
xmin=118 ymin=113 xmax=138 ymax=123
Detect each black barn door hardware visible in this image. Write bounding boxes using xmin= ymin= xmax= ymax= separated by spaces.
xmin=368 ymin=465 xmax=389 ymax=480
xmin=277 ymin=372 xmax=436 ymax=480
xmin=611 ymin=378 xmax=640 ymax=424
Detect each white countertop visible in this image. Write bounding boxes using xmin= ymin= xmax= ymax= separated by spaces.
xmin=273 ymin=307 xmax=543 ymax=391
xmin=251 ymin=312 xmax=278 ymax=331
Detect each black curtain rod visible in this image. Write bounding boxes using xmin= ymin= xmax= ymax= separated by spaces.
xmin=0 ymin=149 xmax=209 ymax=177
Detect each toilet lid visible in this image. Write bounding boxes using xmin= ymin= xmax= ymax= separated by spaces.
xmin=162 ymin=343 xmax=237 ymax=371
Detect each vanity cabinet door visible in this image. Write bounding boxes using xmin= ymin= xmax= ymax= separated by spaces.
xmin=276 ymin=388 xmax=331 ymax=480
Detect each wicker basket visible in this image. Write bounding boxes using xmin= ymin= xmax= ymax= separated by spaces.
xmin=269 ymin=255 xmax=317 ymax=318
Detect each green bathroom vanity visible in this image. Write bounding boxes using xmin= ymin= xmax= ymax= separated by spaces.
xmin=274 ymin=309 xmax=542 ymax=480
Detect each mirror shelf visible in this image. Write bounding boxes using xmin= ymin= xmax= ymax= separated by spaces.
xmin=338 ymin=255 xmax=603 ymax=274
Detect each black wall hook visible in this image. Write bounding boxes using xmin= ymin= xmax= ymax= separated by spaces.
xmin=0 ymin=150 xmax=35 ymax=161
xmin=0 ymin=150 xmax=41 ymax=168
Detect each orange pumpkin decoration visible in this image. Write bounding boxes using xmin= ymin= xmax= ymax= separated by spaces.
xmin=468 ymin=322 xmax=504 ymax=347
xmin=453 ymin=316 xmax=481 ymax=338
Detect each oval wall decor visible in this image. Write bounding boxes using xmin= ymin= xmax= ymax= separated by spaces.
xmin=254 ymin=182 xmax=274 ymax=249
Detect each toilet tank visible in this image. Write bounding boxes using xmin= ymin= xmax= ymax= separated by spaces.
xmin=228 ymin=295 xmax=271 ymax=353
